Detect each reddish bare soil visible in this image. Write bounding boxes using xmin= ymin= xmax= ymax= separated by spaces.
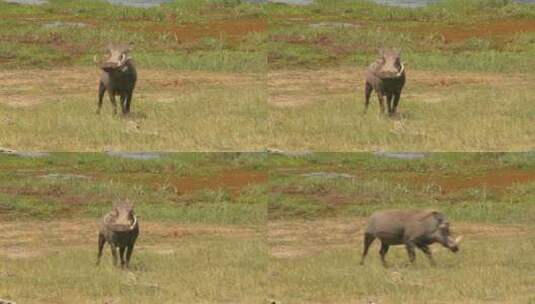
xmin=410 ymin=19 xmax=535 ymax=44
xmin=142 ymin=19 xmax=265 ymax=43
xmin=406 ymin=168 xmax=535 ymax=194
xmin=272 ymin=185 xmax=352 ymax=207
xmin=109 ymin=169 xmax=267 ymax=196
xmin=171 ymin=170 xmax=268 ymax=196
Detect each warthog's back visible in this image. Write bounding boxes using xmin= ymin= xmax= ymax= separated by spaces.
xmin=366 ymin=209 xmax=438 ymax=244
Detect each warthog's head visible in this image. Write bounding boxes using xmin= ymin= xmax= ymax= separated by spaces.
xmin=434 ymin=220 xmax=462 ymax=253
xmin=375 ymin=48 xmax=405 ymax=79
xmin=95 ymin=43 xmax=133 ymax=73
xmin=109 ymin=200 xmax=137 ymax=232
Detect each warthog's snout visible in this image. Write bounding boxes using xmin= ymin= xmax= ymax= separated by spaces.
xmin=448 ymin=236 xmax=463 ymax=253
xmin=378 ymin=63 xmax=405 ymax=79
xmin=110 ymin=223 xmax=133 ymax=232
xmin=101 ymin=53 xmax=128 ymax=72
xmin=109 ymin=214 xmax=137 ymax=232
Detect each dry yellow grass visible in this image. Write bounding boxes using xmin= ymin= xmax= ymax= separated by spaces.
xmin=267 ymin=67 xmax=535 ymax=151
xmin=0 ymin=219 xmax=267 ymax=304
xmin=268 ymin=217 xmax=535 ymax=304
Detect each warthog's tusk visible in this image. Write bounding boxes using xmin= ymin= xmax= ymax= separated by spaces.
xmin=93 ymin=54 xmax=98 ymax=65
xmin=454 ymin=236 xmax=463 ymax=244
xmin=130 ymin=215 xmax=137 ymax=230
xmin=397 ymin=63 xmax=405 ymax=76
xmin=119 ymin=53 xmax=126 ymax=66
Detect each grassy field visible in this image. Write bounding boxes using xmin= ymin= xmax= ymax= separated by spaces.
xmin=1 ymin=152 xmax=535 ymax=303
xmin=0 ymin=153 xmax=268 ymax=303
xmin=267 ymin=0 xmax=535 ymax=151
xmin=5 ymin=0 xmax=535 ymax=151
xmin=268 ymin=153 xmax=535 ymax=303
xmin=0 ymin=0 xmax=267 ymax=151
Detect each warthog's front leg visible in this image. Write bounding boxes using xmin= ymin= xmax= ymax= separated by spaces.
xmin=386 ymin=93 xmax=394 ymax=115
xmin=125 ymin=244 xmax=135 ymax=268
xmin=418 ymin=245 xmax=436 ymax=266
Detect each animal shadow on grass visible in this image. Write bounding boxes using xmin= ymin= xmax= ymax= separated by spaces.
xmin=127 ymin=260 xmax=150 ymax=272
xmin=121 ymin=111 xmax=148 ymax=120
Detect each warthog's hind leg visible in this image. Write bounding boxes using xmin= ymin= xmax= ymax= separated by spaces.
xmin=379 ymin=242 xmax=390 ymax=267
xmin=392 ymin=93 xmax=401 ymax=115
xmin=96 ymin=233 xmax=105 ymax=266
xmin=110 ymin=245 xmax=119 ymax=266
xmin=119 ymin=246 xmax=126 ymax=268
xmin=376 ymin=92 xmax=386 ymax=114
xmin=97 ymin=82 xmax=106 ymax=115
xmin=119 ymin=94 xmax=127 ymax=115
xmin=405 ymin=242 xmax=417 ymax=264
xmin=360 ymin=233 xmax=375 ymax=265
xmin=108 ymin=92 xmax=118 ymax=115
xmin=125 ymin=90 xmax=133 ymax=114
xmin=364 ymin=82 xmax=373 ymax=113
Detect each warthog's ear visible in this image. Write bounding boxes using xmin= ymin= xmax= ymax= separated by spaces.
xmin=421 ymin=210 xmax=445 ymax=223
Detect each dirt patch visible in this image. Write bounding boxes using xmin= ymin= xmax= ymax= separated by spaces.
xmin=268 ymin=217 xmax=532 ymax=259
xmin=272 ymin=185 xmax=353 ymax=207
xmin=269 ymin=218 xmax=362 ymax=258
xmin=407 ymin=168 xmax=535 ymax=194
xmin=268 ymin=67 xmax=529 ymax=107
xmin=0 ymin=67 xmax=258 ymax=107
xmin=409 ymin=19 xmax=535 ymax=44
xmin=0 ymin=219 xmax=255 ymax=259
xmin=111 ymin=169 xmax=267 ymax=198
xmin=140 ymin=18 xmax=265 ymax=44
xmin=172 ymin=170 xmax=268 ymax=196
xmin=0 ymin=185 xmax=65 ymax=197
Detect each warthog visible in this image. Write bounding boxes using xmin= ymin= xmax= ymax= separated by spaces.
xmin=364 ymin=49 xmax=406 ymax=116
xmin=97 ymin=200 xmax=139 ymax=268
xmin=360 ymin=209 xmax=462 ymax=267
xmin=94 ymin=43 xmax=137 ymax=115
